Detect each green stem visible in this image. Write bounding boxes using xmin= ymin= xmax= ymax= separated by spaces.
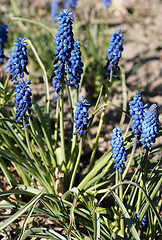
xmin=114 ymin=170 xmax=118 ymax=220
xmin=54 ymin=99 xmax=59 ymax=149
xmin=136 ymin=148 xmax=149 ymax=214
xmin=136 ymin=173 xmax=143 ymax=214
xmin=89 ymin=68 xmax=113 ymax=170
xmin=119 ymin=65 xmax=127 ymax=126
xmin=67 ymin=92 xmax=78 ymax=172
xmin=60 ymin=86 xmax=66 ymax=168
xmin=87 ymin=85 xmax=103 ymax=131
xmin=143 ymin=148 xmax=149 ymax=186
xmin=122 ymin=135 xmax=138 ymax=180
xmin=66 ymin=84 xmax=75 ymax=159
xmin=119 ymin=174 xmax=124 ymax=237
xmin=115 ymin=171 xmax=118 ymax=196
xmin=89 ymin=91 xmax=109 ymax=170
xmin=69 ymin=138 xmax=83 ymax=190
xmin=123 ymin=119 xmax=132 ymax=141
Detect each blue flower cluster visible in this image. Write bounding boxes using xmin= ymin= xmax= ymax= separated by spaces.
xmin=52 ymin=10 xmax=74 ymax=98
xmin=15 ymin=79 xmax=32 ymax=129
xmin=105 ymin=29 xmax=124 ymax=79
xmin=51 ymin=0 xmax=59 ymax=23
xmin=64 ymin=0 xmax=78 ymax=10
xmin=0 ymin=23 xmax=8 ymax=65
xmin=6 ymin=37 xmax=32 ymax=128
xmin=129 ymin=92 xmax=159 ymax=151
xmin=111 ymin=128 xmax=127 ymax=174
xmin=141 ymin=104 xmax=159 ymax=151
xmin=74 ymin=96 xmax=91 ymax=136
xmin=67 ymin=40 xmax=83 ymax=88
xmin=6 ymin=37 xmax=29 ymax=82
xmin=136 ymin=207 xmax=147 ymax=227
xmin=54 ymin=10 xmax=74 ymax=62
xmin=102 ymin=0 xmax=111 ymax=8
xmin=129 ymin=91 xmax=145 ymax=138
xmin=141 ymin=214 xmax=147 ymax=227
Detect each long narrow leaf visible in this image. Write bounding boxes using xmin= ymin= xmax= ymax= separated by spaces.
xmin=78 ymin=153 xmax=113 ymax=190
xmin=100 ymin=181 xmax=162 ymax=230
xmin=111 ymin=190 xmax=140 ymax=240
xmin=18 ymin=197 xmax=40 ymax=240
xmin=63 ymin=188 xmax=79 ymax=238
xmin=0 ymin=191 xmax=44 ymax=231
xmin=21 ymin=227 xmax=67 ymax=240
xmin=0 ymin=113 xmax=30 ymax=158
xmin=94 ymin=201 xmax=100 ymax=240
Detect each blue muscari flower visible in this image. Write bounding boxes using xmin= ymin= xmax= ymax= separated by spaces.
xmin=129 ymin=91 xmax=147 ymax=139
xmin=141 ymin=104 xmax=159 ymax=151
xmin=64 ymin=0 xmax=78 ymax=10
xmin=0 ymin=23 xmax=8 ymax=65
xmin=102 ymin=0 xmax=111 ymax=8
xmin=6 ymin=37 xmax=29 ymax=82
xmin=7 ymin=37 xmax=32 ymax=128
xmin=52 ymin=9 xmax=74 ymax=98
xmin=141 ymin=214 xmax=147 ymax=227
xmin=74 ymin=96 xmax=91 ymax=136
xmin=51 ymin=0 xmax=59 ymax=23
xmin=105 ymin=29 xmax=124 ymax=79
xmin=67 ymin=40 xmax=83 ymax=88
xmin=110 ymin=127 xmax=127 ymax=174
xmin=136 ymin=207 xmax=147 ymax=227
xmin=15 ymin=79 xmax=32 ymax=129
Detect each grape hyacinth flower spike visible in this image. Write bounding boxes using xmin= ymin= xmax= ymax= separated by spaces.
xmin=105 ymin=29 xmax=124 ymax=80
xmin=52 ymin=9 xmax=74 ymax=99
xmin=141 ymin=104 xmax=159 ymax=151
xmin=111 ymin=127 xmax=127 ymax=174
xmin=129 ymin=91 xmax=146 ymax=139
xmin=7 ymin=37 xmax=32 ymax=128
xmin=67 ymin=40 xmax=84 ymax=88
xmin=0 ymin=23 xmax=8 ymax=65
xmin=102 ymin=0 xmax=111 ymax=8
xmin=51 ymin=0 xmax=59 ymax=23
xmin=74 ymin=96 xmax=91 ymax=136
xmin=6 ymin=37 xmax=29 ymax=83
xmin=141 ymin=214 xmax=147 ymax=227
xmin=136 ymin=207 xmax=147 ymax=227
xmin=15 ymin=79 xmax=32 ymax=129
